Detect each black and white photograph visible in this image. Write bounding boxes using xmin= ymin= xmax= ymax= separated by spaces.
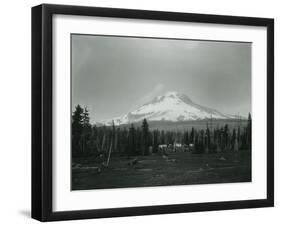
xmin=29 ymin=3 xmax=274 ymax=222
xmin=71 ymin=34 xmax=252 ymax=190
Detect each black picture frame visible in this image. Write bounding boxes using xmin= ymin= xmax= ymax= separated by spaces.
xmin=32 ymin=4 xmax=274 ymax=222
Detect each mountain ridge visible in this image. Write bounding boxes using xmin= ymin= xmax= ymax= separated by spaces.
xmin=97 ymin=91 xmax=241 ymax=126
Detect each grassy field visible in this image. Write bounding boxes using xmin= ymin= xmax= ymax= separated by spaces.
xmin=72 ymin=150 xmax=251 ymax=190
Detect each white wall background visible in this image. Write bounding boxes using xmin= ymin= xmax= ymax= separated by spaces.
xmin=0 ymin=0 xmax=278 ymax=225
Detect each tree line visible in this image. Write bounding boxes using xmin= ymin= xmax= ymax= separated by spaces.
xmin=72 ymin=105 xmax=252 ymax=158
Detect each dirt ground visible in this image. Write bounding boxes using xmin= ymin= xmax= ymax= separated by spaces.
xmin=72 ymin=151 xmax=251 ymax=190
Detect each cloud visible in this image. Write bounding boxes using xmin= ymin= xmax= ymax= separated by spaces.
xmin=137 ymin=84 xmax=165 ymax=105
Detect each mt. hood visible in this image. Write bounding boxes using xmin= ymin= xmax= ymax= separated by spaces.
xmin=100 ymin=91 xmax=235 ymax=126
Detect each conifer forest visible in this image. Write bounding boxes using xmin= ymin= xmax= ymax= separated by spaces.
xmin=72 ymin=105 xmax=252 ymax=190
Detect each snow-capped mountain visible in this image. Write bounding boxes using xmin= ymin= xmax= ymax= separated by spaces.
xmin=99 ymin=91 xmax=236 ymax=126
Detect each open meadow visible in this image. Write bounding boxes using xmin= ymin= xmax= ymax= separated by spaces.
xmin=72 ymin=150 xmax=251 ymax=190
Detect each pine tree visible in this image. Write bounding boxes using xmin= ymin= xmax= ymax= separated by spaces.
xmin=135 ymin=128 xmax=142 ymax=155
xmin=205 ymin=127 xmax=210 ymax=153
xmin=72 ymin=105 xmax=84 ymax=157
xmin=111 ymin=121 xmax=116 ymax=152
xmin=199 ymin=130 xmax=204 ymax=153
xmin=89 ymin=125 xmax=98 ymax=154
xmin=223 ymin=124 xmax=229 ymax=151
xmin=152 ymin=130 xmax=160 ymax=153
xmin=183 ymin=130 xmax=189 ymax=145
xmin=193 ymin=131 xmax=199 ymax=153
xmin=81 ymin=107 xmax=92 ymax=154
xmin=214 ymin=128 xmax=221 ymax=152
xmin=237 ymin=126 xmax=241 ymax=150
xmin=141 ymin=119 xmax=149 ymax=155
xmin=190 ymin=127 xmax=195 ymax=144
xmin=232 ymin=129 xmax=239 ymax=152
xmin=247 ymin=113 xmax=252 ymax=150
xmin=115 ymin=128 xmax=121 ymax=153
xmin=121 ymin=128 xmax=129 ymax=154
xmin=160 ymin=130 xmax=165 ymax=144
xmin=128 ymin=124 xmax=136 ymax=157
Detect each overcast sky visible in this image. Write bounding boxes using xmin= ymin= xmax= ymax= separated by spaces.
xmin=72 ymin=34 xmax=251 ymax=122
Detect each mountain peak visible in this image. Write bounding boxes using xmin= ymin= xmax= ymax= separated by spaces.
xmin=99 ymin=91 xmax=233 ymax=126
xmin=161 ymin=91 xmax=193 ymax=104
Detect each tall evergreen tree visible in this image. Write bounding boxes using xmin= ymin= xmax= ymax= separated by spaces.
xmin=205 ymin=127 xmax=210 ymax=153
xmin=190 ymin=127 xmax=195 ymax=144
xmin=89 ymin=125 xmax=98 ymax=154
xmin=223 ymin=124 xmax=229 ymax=151
xmin=81 ymin=107 xmax=92 ymax=154
xmin=141 ymin=119 xmax=149 ymax=155
xmin=237 ymin=126 xmax=241 ymax=149
xmin=160 ymin=130 xmax=166 ymax=144
xmin=72 ymin=105 xmax=84 ymax=157
xmin=152 ymin=130 xmax=160 ymax=153
xmin=115 ymin=128 xmax=121 ymax=153
xmin=111 ymin=121 xmax=116 ymax=152
xmin=135 ymin=127 xmax=142 ymax=155
xmin=183 ymin=130 xmax=189 ymax=145
xmin=247 ymin=113 xmax=252 ymax=149
xmin=128 ymin=124 xmax=136 ymax=157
